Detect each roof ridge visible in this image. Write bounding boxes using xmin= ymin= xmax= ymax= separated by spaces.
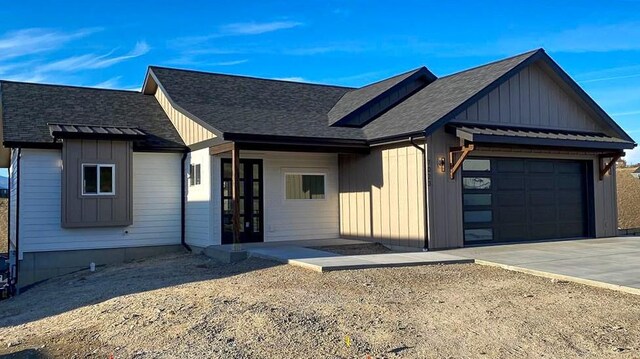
xmin=437 ymin=48 xmax=542 ymax=80
xmin=353 ymin=67 xmax=426 ymax=89
xmin=0 ymin=80 xmax=140 ymax=94
xmin=148 ymin=65 xmax=356 ymax=90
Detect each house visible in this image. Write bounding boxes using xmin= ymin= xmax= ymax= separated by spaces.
xmin=632 ymin=167 xmax=640 ymax=179
xmin=0 ymin=49 xmax=635 ymax=291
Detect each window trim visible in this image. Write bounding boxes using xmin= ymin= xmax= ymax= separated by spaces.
xmin=189 ymin=164 xmax=202 ymax=186
xmin=283 ymin=172 xmax=327 ymax=201
xmin=81 ymin=163 xmax=116 ymax=196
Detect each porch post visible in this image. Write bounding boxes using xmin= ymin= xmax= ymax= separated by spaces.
xmin=231 ymin=143 xmax=241 ymax=249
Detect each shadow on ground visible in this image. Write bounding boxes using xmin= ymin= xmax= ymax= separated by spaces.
xmin=0 ymin=349 xmax=48 ymax=359
xmin=0 ymin=252 xmax=279 ymax=328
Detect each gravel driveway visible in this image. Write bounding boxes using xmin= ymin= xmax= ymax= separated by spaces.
xmin=0 ymin=252 xmax=638 ymax=358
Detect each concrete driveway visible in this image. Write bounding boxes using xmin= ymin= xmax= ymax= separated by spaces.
xmin=443 ymin=237 xmax=640 ymax=293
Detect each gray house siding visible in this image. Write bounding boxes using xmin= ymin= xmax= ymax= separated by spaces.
xmin=61 ymin=139 xmax=133 ymax=228
xmin=425 ymin=128 xmax=464 ymax=249
xmin=425 ymin=128 xmax=620 ymax=249
xmin=452 ymin=63 xmax=610 ymax=135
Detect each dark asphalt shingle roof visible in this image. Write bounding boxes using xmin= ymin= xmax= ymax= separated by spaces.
xmin=361 ymin=50 xmax=539 ymax=140
xmin=150 ymin=67 xmax=366 ymax=140
xmin=0 ymin=81 xmax=185 ymax=149
xmin=327 ymin=67 xmax=425 ymax=126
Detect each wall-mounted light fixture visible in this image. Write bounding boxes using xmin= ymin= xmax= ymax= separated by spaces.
xmin=437 ymin=157 xmax=446 ymax=173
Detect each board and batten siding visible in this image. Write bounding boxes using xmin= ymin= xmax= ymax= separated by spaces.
xmin=453 ymin=63 xmax=610 ymax=134
xmin=154 ymin=86 xmax=216 ymax=146
xmin=339 ymin=143 xmax=425 ymax=248
xmin=425 ymin=128 xmax=464 ymax=249
xmin=16 ymin=149 xmax=181 ymax=254
xmin=427 ymin=128 xmax=620 ymax=249
xmin=185 ymin=147 xmax=213 ymax=248
xmin=463 ymin=148 xmax=619 ymax=238
xmin=61 ymin=139 xmax=133 ymax=228
xmin=210 ymin=151 xmax=340 ymax=245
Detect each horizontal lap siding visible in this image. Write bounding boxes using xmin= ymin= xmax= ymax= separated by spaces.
xmin=211 ymin=151 xmax=339 ymax=244
xmin=453 ymin=63 xmax=608 ymax=134
xmin=19 ymin=150 xmax=181 ymax=253
xmin=339 ymin=143 xmax=425 ymax=247
xmin=185 ymin=148 xmax=212 ymax=248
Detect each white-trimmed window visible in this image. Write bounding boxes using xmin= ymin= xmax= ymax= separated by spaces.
xmin=82 ymin=164 xmax=116 ymax=195
xmin=189 ymin=164 xmax=201 ymax=186
xmin=285 ymin=173 xmax=326 ymax=200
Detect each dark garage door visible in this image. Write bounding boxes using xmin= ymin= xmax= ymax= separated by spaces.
xmin=462 ymin=157 xmax=590 ymax=245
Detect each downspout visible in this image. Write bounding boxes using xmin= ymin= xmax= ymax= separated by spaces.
xmin=180 ymin=152 xmax=191 ymax=252
xmin=410 ymin=135 xmax=429 ymax=250
xmin=12 ymin=148 xmax=21 ymax=293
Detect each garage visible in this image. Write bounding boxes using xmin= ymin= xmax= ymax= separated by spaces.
xmin=461 ymin=157 xmax=591 ymax=245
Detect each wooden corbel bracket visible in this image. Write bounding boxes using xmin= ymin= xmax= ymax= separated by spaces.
xmin=599 ymin=152 xmax=623 ymax=180
xmin=449 ymin=144 xmax=475 ymax=180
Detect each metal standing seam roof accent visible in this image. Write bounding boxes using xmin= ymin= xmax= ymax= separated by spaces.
xmin=48 ymin=123 xmax=147 ymax=138
xmin=448 ymin=123 xmax=634 ymax=149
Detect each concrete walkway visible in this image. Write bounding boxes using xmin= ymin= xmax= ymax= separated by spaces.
xmin=443 ymin=236 xmax=640 ymax=294
xmin=247 ymin=245 xmax=472 ymax=272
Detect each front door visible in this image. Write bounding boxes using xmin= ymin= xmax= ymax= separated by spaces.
xmin=221 ymin=159 xmax=264 ymax=244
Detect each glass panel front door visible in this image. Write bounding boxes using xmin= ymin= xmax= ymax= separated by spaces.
xmin=221 ymin=159 xmax=264 ymax=244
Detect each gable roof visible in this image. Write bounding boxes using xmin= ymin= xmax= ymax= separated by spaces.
xmin=1 ymin=49 xmax=632 ymax=152
xmin=146 ymin=67 xmax=366 ymax=141
xmin=361 ymin=50 xmax=539 ymax=141
xmin=327 ymin=67 xmax=436 ymax=127
xmin=0 ymin=81 xmax=185 ymax=150
xmin=363 ymin=49 xmax=635 ymax=144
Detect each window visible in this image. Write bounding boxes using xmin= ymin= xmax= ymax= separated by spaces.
xmin=462 ymin=159 xmax=491 ymax=172
xmin=464 ymin=210 xmax=492 ymax=223
xmin=82 ymin=164 xmax=115 ymax=195
xmin=463 ymin=177 xmax=491 ymax=190
xmin=464 ymin=228 xmax=493 ymax=242
xmin=189 ymin=164 xmax=201 ymax=186
xmin=285 ymin=173 xmax=325 ymax=199
xmin=463 ymin=194 xmax=492 ymax=206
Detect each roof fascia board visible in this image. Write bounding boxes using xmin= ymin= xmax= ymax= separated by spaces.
xmin=146 ymin=68 xmax=224 ymax=138
xmin=223 ymin=132 xmax=369 ymax=148
xmin=332 ymin=68 xmax=435 ymax=128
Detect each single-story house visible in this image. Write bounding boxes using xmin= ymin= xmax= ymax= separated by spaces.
xmin=1 ymin=48 xmax=635 ymax=290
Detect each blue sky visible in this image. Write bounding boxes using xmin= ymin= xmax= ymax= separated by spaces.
xmin=2 ymin=0 xmax=640 ymax=164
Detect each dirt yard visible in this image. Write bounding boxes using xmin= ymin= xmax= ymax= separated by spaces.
xmin=0 ymin=253 xmax=638 ymax=358
xmin=617 ymin=166 xmax=640 ymax=229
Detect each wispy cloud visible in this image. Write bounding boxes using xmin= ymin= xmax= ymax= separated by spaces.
xmin=36 ymin=41 xmax=150 ymax=73
xmin=0 ymin=28 xmax=99 ymax=61
xmin=213 ymin=59 xmax=248 ymax=66
xmin=220 ymin=21 xmax=302 ymax=35
xmin=577 ymin=64 xmax=640 ymax=84
xmin=272 ymin=76 xmax=306 ymax=82
xmin=175 ymin=20 xmax=303 ymax=47
xmin=92 ymin=76 xmax=123 ymax=89
xmin=611 ymin=110 xmax=640 ymax=117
